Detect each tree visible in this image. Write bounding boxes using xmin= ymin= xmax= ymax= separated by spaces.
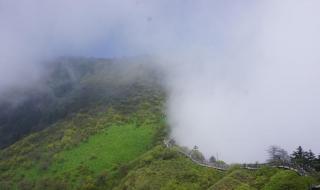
xmin=267 ymin=145 xmax=290 ymax=165
xmin=306 ymin=150 xmax=316 ymax=163
xmin=291 ymin=146 xmax=316 ymax=169
xmin=314 ymin=155 xmax=320 ymax=171
xmin=190 ymin=146 xmax=205 ymax=162
xmin=209 ymin=156 xmax=216 ymax=163
xmin=290 ymin=146 xmax=317 ymax=171
xmin=291 ymin=146 xmax=307 ymax=167
xmin=190 ymin=150 xmax=205 ymax=162
xmin=168 ymin=139 xmax=176 ymax=146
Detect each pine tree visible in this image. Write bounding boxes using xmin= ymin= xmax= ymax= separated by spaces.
xmin=291 ymin=146 xmax=307 ymax=167
xmin=291 ymin=146 xmax=318 ymax=171
xmin=315 ymin=155 xmax=320 ymax=171
xmin=306 ymin=150 xmax=316 ymax=163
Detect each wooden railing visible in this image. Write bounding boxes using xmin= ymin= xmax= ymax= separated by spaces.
xmin=163 ymin=139 xmax=229 ymax=171
xmin=163 ymin=139 xmax=307 ymax=176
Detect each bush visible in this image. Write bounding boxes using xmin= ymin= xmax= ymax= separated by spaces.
xmin=161 ymin=149 xmax=178 ymax=160
xmin=190 ymin=150 xmax=205 ymax=162
xmin=95 ymin=170 xmax=108 ymax=186
xmin=118 ymin=164 xmax=130 ymax=177
xmin=34 ymin=178 xmax=68 ymax=190
xmin=262 ymin=170 xmax=314 ymax=190
xmin=18 ymin=180 xmax=34 ymax=190
xmin=0 ymin=181 xmax=13 ymax=190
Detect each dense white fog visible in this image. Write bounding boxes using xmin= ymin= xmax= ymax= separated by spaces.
xmin=1 ymin=0 xmax=320 ymax=162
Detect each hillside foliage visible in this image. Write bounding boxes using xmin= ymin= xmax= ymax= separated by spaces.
xmin=0 ymin=58 xmax=319 ymax=190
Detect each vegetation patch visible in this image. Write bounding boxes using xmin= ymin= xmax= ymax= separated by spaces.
xmin=114 ymin=146 xmax=225 ymax=190
xmin=50 ymin=123 xmax=156 ymax=176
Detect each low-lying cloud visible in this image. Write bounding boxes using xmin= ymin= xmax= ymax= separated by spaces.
xmin=1 ymin=0 xmax=320 ymax=163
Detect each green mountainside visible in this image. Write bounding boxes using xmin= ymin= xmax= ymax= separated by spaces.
xmin=0 ymin=58 xmax=319 ymax=190
xmin=0 ymin=90 xmax=165 ymax=189
xmin=0 ymin=56 xmax=161 ymax=148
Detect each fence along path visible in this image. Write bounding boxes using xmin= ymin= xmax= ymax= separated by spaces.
xmin=163 ymin=139 xmax=307 ymax=176
xmin=163 ymin=139 xmax=229 ymax=171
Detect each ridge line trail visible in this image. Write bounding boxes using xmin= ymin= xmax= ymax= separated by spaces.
xmin=163 ymin=139 xmax=307 ymax=176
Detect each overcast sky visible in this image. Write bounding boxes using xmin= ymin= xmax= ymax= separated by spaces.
xmin=1 ymin=0 xmax=320 ymax=163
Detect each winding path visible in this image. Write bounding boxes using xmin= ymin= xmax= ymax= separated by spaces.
xmin=163 ymin=139 xmax=307 ymax=176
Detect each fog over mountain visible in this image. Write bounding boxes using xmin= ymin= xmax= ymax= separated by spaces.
xmin=1 ymin=0 xmax=320 ymax=162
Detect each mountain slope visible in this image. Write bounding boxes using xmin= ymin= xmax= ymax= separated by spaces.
xmin=0 ymin=82 xmax=165 ymax=189
xmin=113 ymin=146 xmax=316 ymax=190
xmin=0 ymin=56 xmax=161 ymax=148
xmin=0 ymin=57 xmax=318 ymax=190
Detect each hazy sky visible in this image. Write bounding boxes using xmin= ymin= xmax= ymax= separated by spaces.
xmin=1 ymin=0 xmax=320 ymax=163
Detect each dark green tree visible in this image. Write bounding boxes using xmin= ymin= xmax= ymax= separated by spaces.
xmin=290 ymin=146 xmax=306 ymax=167
xmin=209 ymin=156 xmax=216 ymax=163
xmin=290 ymin=146 xmax=318 ymax=171
xmin=306 ymin=150 xmax=316 ymax=166
xmin=315 ymin=155 xmax=320 ymax=171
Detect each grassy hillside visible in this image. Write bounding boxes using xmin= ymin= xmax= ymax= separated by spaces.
xmin=0 ymin=58 xmax=319 ymax=190
xmin=112 ymin=146 xmax=317 ymax=190
xmin=114 ymin=146 xmax=225 ymax=190
xmin=0 ymin=60 xmax=165 ymax=189
xmin=0 ymin=101 xmax=318 ymax=190
xmin=0 ymin=56 xmax=161 ymax=148
xmin=0 ymin=94 xmax=165 ymax=189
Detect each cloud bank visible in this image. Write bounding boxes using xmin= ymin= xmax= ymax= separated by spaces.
xmin=1 ymin=0 xmax=320 ymax=162
xmin=164 ymin=0 xmax=320 ymax=162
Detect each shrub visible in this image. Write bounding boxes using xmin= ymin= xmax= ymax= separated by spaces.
xmin=118 ymin=164 xmax=130 ymax=177
xmin=34 ymin=178 xmax=68 ymax=190
xmin=17 ymin=180 xmax=34 ymax=190
xmin=262 ymin=170 xmax=314 ymax=190
xmin=95 ymin=170 xmax=108 ymax=186
xmin=161 ymin=149 xmax=178 ymax=160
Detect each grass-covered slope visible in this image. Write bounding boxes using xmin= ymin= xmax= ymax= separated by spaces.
xmin=0 ymin=56 xmax=161 ymax=148
xmin=51 ymin=124 xmax=155 ymax=174
xmin=208 ymin=167 xmax=314 ymax=190
xmin=0 ymin=57 xmax=318 ymax=190
xmin=114 ymin=146 xmax=225 ymax=190
xmin=113 ymin=146 xmax=316 ymax=190
xmin=0 ymin=78 xmax=166 ymax=189
xmin=0 ymin=91 xmax=317 ymax=190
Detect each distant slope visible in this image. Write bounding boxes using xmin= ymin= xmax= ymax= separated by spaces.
xmin=113 ymin=146 xmax=316 ymax=190
xmin=0 ymin=78 xmax=166 ymax=189
xmin=0 ymin=57 xmax=318 ymax=190
xmin=0 ymin=56 xmax=161 ymax=148
xmin=0 ymin=90 xmax=317 ymax=189
xmin=113 ymin=146 xmax=225 ymax=190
